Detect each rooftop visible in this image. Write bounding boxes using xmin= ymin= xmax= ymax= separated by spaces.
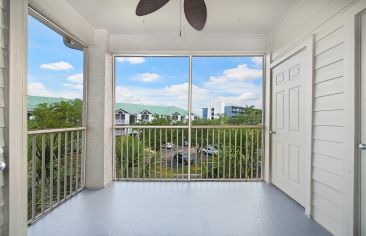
xmin=28 ymin=95 xmax=188 ymax=116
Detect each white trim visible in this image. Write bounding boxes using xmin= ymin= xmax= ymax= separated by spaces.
xmin=8 ymin=0 xmax=28 ymax=235
xmin=344 ymin=6 xmax=365 ymax=236
xmin=264 ymin=53 xmax=271 ymax=183
xmin=269 ymin=35 xmax=314 ymax=216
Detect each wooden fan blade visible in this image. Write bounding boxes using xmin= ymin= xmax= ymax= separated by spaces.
xmin=184 ymin=0 xmax=207 ymax=31
xmin=136 ymin=0 xmax=170 ymax=16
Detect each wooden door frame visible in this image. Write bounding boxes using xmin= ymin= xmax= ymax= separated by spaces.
xmin=267 ymin=36 xmax=314 ymax=216
xmin=8 ymin=0 xmax=28 ymax=235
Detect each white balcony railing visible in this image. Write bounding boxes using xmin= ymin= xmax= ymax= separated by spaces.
xmin=27 ymin=127 xmax=86 ymax=224
xmin=113 ymin=125 xmax=263 ymax=181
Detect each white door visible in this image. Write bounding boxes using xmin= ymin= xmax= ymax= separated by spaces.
xmin=360 ymin=11 xmax=366 ymax=236
xmin=271 ymin=50 xmax=306 ymax=206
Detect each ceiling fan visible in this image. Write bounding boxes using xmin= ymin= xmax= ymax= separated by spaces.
xmin=136 ymin=0 xmax=207 ymax=31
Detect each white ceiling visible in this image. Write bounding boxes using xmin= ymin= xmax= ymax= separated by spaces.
xmin=65 ymin=0 xmax=302 ymax=35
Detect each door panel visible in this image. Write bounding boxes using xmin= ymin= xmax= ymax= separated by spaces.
xmin=271 ymin=50 xmax=306 ymax=206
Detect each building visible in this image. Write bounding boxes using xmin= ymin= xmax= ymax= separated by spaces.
xmin=27 ymin=96 xmax=191 ymax=125
xmin=224 ymin=106 xmax=245 ymax=118
xmin=203 ymin=104 xmax=246 ymax=119
xmin=202 ymin=102 xmax=225 ymax=120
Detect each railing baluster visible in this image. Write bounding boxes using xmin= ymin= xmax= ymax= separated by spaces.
xmin=256 ymin=129 xmax=260 ymax=179
xmin=121 ymin=129 xmax=124 ymax=179
xmin=181 ymin=128 xmax=184 ymax=178
xmin=176 ymin=129 xmax=178 ymax=180
xmin=240 ymin=129 xmax=243 ymax=180
xmin=160 ymin=129 xmax=162 ymax=180
xmin=217 ymin=129 xmax=220 ymax=180
xmin=64 ymin=132 xmax=68 ymax=199
xmin=132 ymin=128 xmax=135 ymax=179
xmin=212 ymin=129 xmax=214 ymax=179
xmin=137 ymin=130 xmax=140 ymax=179
xmin=245 ymin=129 xmax=248 ymax=180
xmin=41 ymin=135 xmax=45 ymax=214
xmin=154 ymin=128 xmax=157 ymax=179
xmin=251 ymin=129 xmax=254 ymax=179
xmin=126 ymin=130 xmax=129 ymax=179
xmin=165 ymin=129 xmax=168 ymax=179
xmin=70 ymin=132 xmax=74 ymax=195
xmin=206 ymin=129 xmax=208 ymax=179
xmin=200 ymin=128 xmax=203 ymax=179
xmin=76 ymin=131 xmax=80 ymax=190
xmin=31 ymin=135 xmax=36 ymax=220
xmin=49 ymin=133 xmax=54 ymax=208
xmin=143 ymin=129 xmax=146 ymax=180
xmin=229 ymin=129 xmax=232 ymax=179
xmin=170 ymin=128 xmax=173 ymax=180
xmin=234 ymin=129 xmax=237 ymax=179
xmin=81 ymin=130 xmax=86 ymax=188
xmin=148 ymin=129 xmax=151 ymax=179
xmin=113 ymin=130 xmax=116 ymax=179
xmin=223 ymin=129 xmax=226 ymax=179
xmin=195 ymin=129 xmax=198 ymax=179
xmin=57 ymin=133 xmax=61 ymax=203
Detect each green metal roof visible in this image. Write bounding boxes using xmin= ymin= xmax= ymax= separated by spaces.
xmin=28 ymin=96 xmax=188 ymax=116
xmin=115 ymin=103 xmax=188 ymax=116
xmin=27 ymin=96 xmax=70 ymax=112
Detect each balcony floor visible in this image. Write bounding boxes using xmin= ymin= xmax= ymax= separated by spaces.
xmin=28 ymin=182 xmax=330 ymax=236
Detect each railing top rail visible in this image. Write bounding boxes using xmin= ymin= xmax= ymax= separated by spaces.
xmin=114 ymin=125 xmax=263 ymax=129
xmin=114 ymin=125 xmax=188 ymax=129
xmin=191 ymin=125 xmax=263 ymax=129
xmin=27 ymin=127 xmax=86 ymax=135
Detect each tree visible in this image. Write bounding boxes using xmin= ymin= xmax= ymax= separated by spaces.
xmin=28 ymin=99 xmax=83 ymax=130
xmin=226 ymin=106 xmax=262 ymax=125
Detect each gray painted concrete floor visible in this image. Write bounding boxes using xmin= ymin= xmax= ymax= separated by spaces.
xmin=28 ymin=182 xmax=331 ymax=236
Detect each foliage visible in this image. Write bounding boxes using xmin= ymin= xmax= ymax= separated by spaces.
xmin=192 ymin=106 xmax=262 ymax=126
xmin=226 ymin=106 xmax=262 ymax=125
xmin=28 ymin=99 xmax=83 ymax=130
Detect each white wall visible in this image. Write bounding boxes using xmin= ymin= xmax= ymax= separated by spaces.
xmin=110 ymin=34 xmax=267 ymax=54
xmin=269 ymin=1 xmax=364 ymax=235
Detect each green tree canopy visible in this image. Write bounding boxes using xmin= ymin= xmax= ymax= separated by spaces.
xmin=28 ymin=99 xmax=83 ymax=130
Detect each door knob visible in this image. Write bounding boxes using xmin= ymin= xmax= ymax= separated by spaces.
xmin=0 ymin=147 xmax=5 ymax=171
xmin=359 ymin=143 xmax=366 ymax=150
xmin=0 ymin=161 xmax=5 ymax=172
xmin=269 ymin=130 xmax=276 ymax=134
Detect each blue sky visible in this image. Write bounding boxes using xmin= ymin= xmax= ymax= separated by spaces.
xmin=115 ymin=56 xmax=263 ymax=116
xmin=28 ymin=15 xmax=263 ymax=117
xmin=28 ymin=16 xmax=84 ymax=99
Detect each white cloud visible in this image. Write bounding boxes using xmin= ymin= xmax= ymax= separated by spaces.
xmin=134 ymin=73 xmax=160 ymax=82
xmin=40 ymin=61 xmax=74 ymax=70
xmin=251 ymin=57 xmax=263 ymax=67
xmin=28 ymin=82 xmax=46 ymax=95
xmin=67 ymin=73 xmax=83 ymax=84
xmin=207 ymin=64 xmax=261 ymax=86
xmin=116 ymin=57 xmax=145 ymax=64
xmin=28 ymin=82 xmax=82 ymax=99
xmin=63 ymin=83 xmax=83 ymax=90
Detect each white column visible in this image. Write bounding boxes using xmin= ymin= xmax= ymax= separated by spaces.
xmin=85 ymin=29 xmax=113 ymax=188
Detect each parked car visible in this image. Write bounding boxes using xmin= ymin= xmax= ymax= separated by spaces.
xmin=201 ymin=145 xmax=219 ymax=156
xmin=162 ymin=143 xmax=173 ymax=149
xmin=173 ymin=152 xmax=194 ymax=165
